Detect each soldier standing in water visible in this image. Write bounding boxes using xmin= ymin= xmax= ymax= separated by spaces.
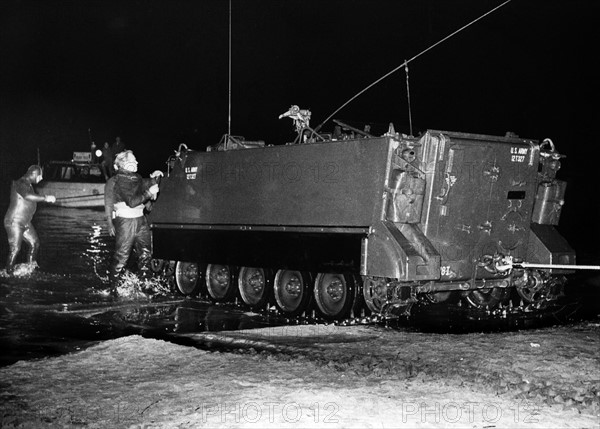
xmin=3 ymin=165 xmax=56 ymax=274
xmin=105 ymin=150 xmax=162 ymax=291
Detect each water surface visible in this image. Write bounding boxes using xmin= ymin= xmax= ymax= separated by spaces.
xmin=0 ymin=206 xmax=277 ymax=366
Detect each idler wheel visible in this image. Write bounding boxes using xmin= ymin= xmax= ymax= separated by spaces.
xmin=313 ymin=273 xmax=356 ymax=320
xmin=206 ymin=264 xmax=237 ymax=302
xmin=273 ymin=269 xmax=312 ymax=317
xmin=238 ymin=267 xmax=272 ymax=310
xmin=175 ymin=261 xmax=202 ymax=297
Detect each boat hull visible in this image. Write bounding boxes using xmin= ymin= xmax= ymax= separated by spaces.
xmin=36 ymin=181 xmax=105 ymax=208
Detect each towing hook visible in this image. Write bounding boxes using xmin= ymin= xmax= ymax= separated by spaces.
xmin=494 ymin=255 xmax=514 ymax=273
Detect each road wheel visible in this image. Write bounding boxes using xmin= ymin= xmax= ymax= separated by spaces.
xmin=174 ymin=261 xmax=202 ymax=297
xmin=313 ymin=273 xmax=355 ymax=320
xmin=238 ymin=267 xmax=271 ymax=310
xmin=206 ymin=264 xmax=236 ymax=302
xmin=273 ymin=269 xmax=311 ymax=317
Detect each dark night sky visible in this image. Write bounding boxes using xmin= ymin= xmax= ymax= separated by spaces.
xmin=0 ymin=0 xmax=598 ymax=255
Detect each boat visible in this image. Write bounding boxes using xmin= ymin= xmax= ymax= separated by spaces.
xmin=36 ymin=151 xmax=106 ymax=208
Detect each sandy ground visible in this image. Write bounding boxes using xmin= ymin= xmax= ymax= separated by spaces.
xmin=1 ymin=321 xmax=599 ymax=428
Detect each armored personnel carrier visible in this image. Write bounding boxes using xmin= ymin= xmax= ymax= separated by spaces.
xmin=149 ymin=110 xmax=578 ymax=321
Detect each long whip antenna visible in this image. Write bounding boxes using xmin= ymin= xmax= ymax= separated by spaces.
xmin=404 ymin=60 xmax=413 ymax=136
xmin=227 ymin=0 xmax=232 ymax=137
xmin=314 ymin=0 xmax=512 ymax=132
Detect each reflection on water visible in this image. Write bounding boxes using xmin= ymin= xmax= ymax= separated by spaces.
xmin=0 ymin=206 xmax=116 ymax=366
xmin=34 ymin=205 xmax=112 ymax=278
xmin=0 ymin=206 xmax=281 ymax=367
xmin=175 ymin=304 xmax=266 ymax=333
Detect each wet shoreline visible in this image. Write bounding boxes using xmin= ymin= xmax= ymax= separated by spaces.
xmin=0 ymin=206 xmax=599 ymax=369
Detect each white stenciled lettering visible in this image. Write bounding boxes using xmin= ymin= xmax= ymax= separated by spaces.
xmin=510 ymin=147 xmax=528 ymax=162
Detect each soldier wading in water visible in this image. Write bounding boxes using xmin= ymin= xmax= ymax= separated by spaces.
xmin=3 ymin=165 xmax=56 ymax=274
xmin=104 ymin=150 xmax=162 ymax=293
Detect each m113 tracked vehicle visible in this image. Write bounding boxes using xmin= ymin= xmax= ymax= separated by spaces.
xmin=149 ymin=107 xmax=590 ymax=322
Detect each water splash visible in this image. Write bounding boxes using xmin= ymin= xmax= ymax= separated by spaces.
xmin=0 ymin=262 xmax=39 ymax=278
xmin=114 ymin=271 xmax=172 ymax=300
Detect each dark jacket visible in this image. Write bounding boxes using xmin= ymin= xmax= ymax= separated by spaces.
xmin=112 ymin=171 xmax=155 ymax=209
